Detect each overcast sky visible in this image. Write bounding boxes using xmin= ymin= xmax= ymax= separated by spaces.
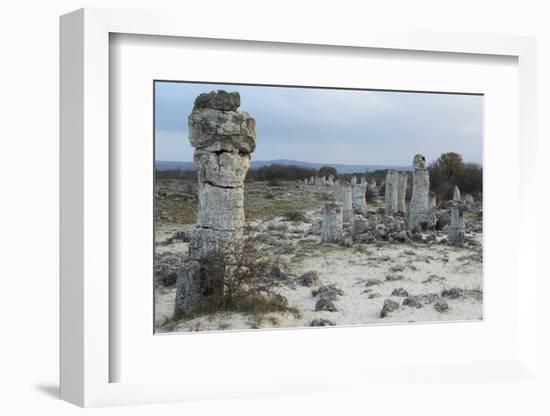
xmin=155 ymin=81 xmax=483 ymax=166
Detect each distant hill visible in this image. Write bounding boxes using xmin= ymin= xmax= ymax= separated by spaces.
xmin=155 ymin=159 xmax=411 ymax=174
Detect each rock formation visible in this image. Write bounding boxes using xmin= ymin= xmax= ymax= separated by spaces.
xmin=321 ymin=202 xmax=343 ymax=242
xmin=338 ymin=181 xmax=353 ymax=223
xmin=174 ymin=90 xmax=256 ymax=316
xmin=384 ymin=170 xmax=399 ymax=215
xmin=407 ymin=154 xmax=430 ymax=230
xmin=352 ymin=176 xmax=368 ymax=213
xmin=453 ymin=186 xmax=461 ymax=202
xmin=327 ymin=174 xmax=334 ymax=186
xmin=448 ymin=186 xmax=465 ymax=245
xmin=427 ymin=191 xmax=437 ymax=229
xmin=368 ymin=179 xmax=377 ymax=193
xmin=464 ymin=194 xmax=474 ymax=211
xmin=397 ymin=171 xmax=408 ymax=214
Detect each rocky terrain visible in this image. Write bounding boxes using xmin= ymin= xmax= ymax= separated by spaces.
xmin=155 ymin=178 xmax=483 ymax=332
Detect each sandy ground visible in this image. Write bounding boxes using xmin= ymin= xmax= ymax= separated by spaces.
xmin=154 ymin=180 xmax=483 ymax=333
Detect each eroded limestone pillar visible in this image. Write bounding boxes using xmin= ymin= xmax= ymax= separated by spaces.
xmin=338 ymin=181 xmax=353 ymax=223
xmin=407 ymin=154 xmax=430 ymax=230
xmin=448 ymin=186 xmax=465 ymax=245
xmin=427 ymin=191 xmax=437 ymax=229
xmin=464 ymin=194 xmax=474 ymax=211
xmin=327 ymin=175 xmax=334 ymax=186
xmin=174 ymin=90 xmax=256 ymax=316
xmin=321 ymin=202 xmax=343 ymax=242
xmin=397 ymin=171 xmax=408 ymax=214
xmin=352 ymin=178 xmax=368 ymax=213
xmin=384 ymin=170 xmax=399 ymax=216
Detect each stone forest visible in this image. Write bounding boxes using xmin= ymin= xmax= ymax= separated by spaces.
xmin=155 ymin=90 xmax=483 ymax=332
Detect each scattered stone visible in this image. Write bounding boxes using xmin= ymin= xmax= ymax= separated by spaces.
xmin=365 ymin=278 xmax=383 ymax=287
xmin=268 ymin=265 xmax=288 ymax=281
xmin=434 ymin=299 xmax=449 ymax=312
xmin=297 ymin=271 xmax=320 ymax=287
xmin=315 ymin=298 xmax=338 ymax=312
xmin=385 ymin=274 xmax=405 ymax=282
xmin=368 ymin=292 xmax=382 ymax=299
xmin=422 ymin=274 xmax=447 ymax=284
xmin=380 ymin=299 xmax=400 ymax=317
xmin=391 ymin=288 xmax=409 ymax=297
xmin=402 ymin=293 xmax=442 ymax=309
xmin=313 ymin=283 xmax=345 ymax=300
xmin=310 ymin=318 xmax=336 ymax=327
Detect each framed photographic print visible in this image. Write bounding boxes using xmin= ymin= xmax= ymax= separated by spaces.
xmin=60 ymin=7 xmax=538 ymax=407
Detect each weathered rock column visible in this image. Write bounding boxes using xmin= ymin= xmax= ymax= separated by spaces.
xmin=338 ymin=181 xmax=353 ymax=223
xmin=309 ymin=176 xmax=315 ymax=185
xmin=448 ymin=186 xmax=465 ymax=245
xmin=464 ymin=194 xmax=474 ymax=211
xmin=407 ymin=154 xmax=430 ymax=230
xmin=427 ymin=191 xmax=437 ymax=229
xmin=352 ymin=177 xmax=368 ymax=213
xmin=453 ymin=186 xmax=461 ymax=202
xmin=368 ymin=179 xmax=377 ymax=193
xmin=321 ymin=202 xmax=343 ymax=242
xmin=174 ymin=90 xmax=256 ymax=316
xmin=327 ymin=174 xmax=334 ymax=186
xmin=384 ymin=170 xmax=399 ymax=215
xmin=397 ymin=171 xmax=408 ymax=214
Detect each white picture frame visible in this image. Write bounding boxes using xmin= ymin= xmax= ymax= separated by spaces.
xmin=60 ymin=7 xmax=537 ymax=407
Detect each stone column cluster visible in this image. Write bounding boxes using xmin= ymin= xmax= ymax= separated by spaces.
xmin=407 ymin=154 xmax=430 ymax=231
xmin=174 ymin=90 xmax=256 ymax=316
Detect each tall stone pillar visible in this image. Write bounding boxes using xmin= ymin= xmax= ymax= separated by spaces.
xmin=321 ymin=202 xmax=343 ymax=242
xmin=397 ymin=171 xmax=408 ymax=214
xmin=453 ymin=185 xmax=461 ymax=202
xmin=174 ymin=90 xmax=256 ymax=316
xmin=352 ymin=177 xmax=368 ymax=213
xmin=448 ymin=187 xmax=465 ymax=245
xmin=407 ymin=154 xmax=430 ymax=230
xmin=427 ymin=191 xmax=437 ymax=229
xmin=384 ymin=170 xmax=399 ymax=216
xmin=338 ymin=181 xmax=353 ymax=223
xmin=327 ymin=174 xmax=334 ymax=186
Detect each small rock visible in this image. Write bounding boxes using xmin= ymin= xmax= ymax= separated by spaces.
xmin=380 ymin=299 xmax=400 ymax=317
xmin=434 ymin=300 xmax=449 ymax=312
xmin=310 ymin=318 xmax=336 ymax=327
xmin=391 ymin=288 xmax=409 ymax=297
xmin=422 ymin=274 xmax=447 ymax=284
xmin=385 ymin=274 xmax=405 ymax=282
xmin=297 ymin=271 xmax=320 ymax=287
xmin=312 ymin=284 xmax=345 ymax=300
xmin=368 ymin=292 xmax=381 ymax=299
xmin=315 ymin=298 xmax=337 ymax=312
xmin=268 ymin=265 xmax=287 ymax=281
xmin=365 ymin=278 xmax=382 ymax=287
